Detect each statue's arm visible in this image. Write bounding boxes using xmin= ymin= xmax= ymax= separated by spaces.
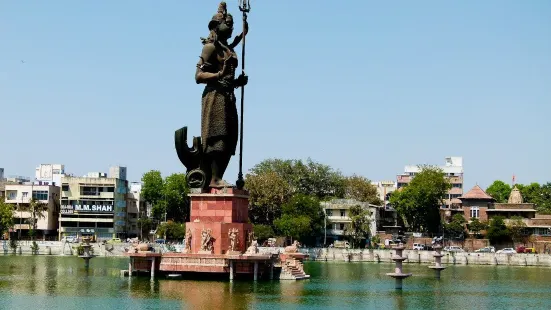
xmin=229 ymin=21 xmax=248 ymax=49
xmin=195 ymin=44 xmax=220 ymax=84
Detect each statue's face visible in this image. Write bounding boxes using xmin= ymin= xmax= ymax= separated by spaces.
xmin=217 ymin=16 xmax=234 ymax=40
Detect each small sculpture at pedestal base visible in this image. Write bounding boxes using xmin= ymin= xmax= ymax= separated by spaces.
xmin=244 ymin=240 xmax=259 ymax=255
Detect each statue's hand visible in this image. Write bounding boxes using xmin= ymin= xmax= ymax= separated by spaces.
xmin=235 ymin=72 xmax=248 ymax=88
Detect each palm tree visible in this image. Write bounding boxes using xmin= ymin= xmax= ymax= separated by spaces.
xmin=26 ymin=198 xmax=47 ymax=241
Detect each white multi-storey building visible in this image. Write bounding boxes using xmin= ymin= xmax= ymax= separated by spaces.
xmin=396 ymin=156 xmax=464 ymax=207
xmin=35 ymin=164 xmax=65 ymax=186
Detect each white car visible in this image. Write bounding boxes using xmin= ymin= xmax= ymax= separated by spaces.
xmin=496 ymin=248 xmax=516 ymax=254
xmin=475 ymin=246 xmax=496 ymax=253
xmin=412 ymin=243 xmax=424 ymax=250
xmin=443 ymin=246 xmax=465 ymax=252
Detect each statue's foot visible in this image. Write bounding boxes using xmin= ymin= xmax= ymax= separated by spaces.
xmin=209 ymin=179 xmax=232 ymax=188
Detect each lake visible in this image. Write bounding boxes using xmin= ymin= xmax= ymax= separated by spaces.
xmin=0 ymin=255 xmax=550 ymax=309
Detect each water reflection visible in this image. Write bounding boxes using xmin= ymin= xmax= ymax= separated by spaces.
xmin=1 ymin=256 xmax=551 ymax=309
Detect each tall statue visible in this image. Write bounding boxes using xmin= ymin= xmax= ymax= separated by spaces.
xmin=185 ymin=228 xmax=192 ymax=252
xmin=175 ymin=1 xmax=249 ymax=189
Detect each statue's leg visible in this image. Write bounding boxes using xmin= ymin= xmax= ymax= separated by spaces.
xmin=208 ymin=150 xmax=232 ymax=188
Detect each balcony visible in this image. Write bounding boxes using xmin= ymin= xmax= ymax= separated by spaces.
xmin=327 ymin=216 xmax=351 ymax=222
xmin=327 ymin=229 xmax=345 ymax=236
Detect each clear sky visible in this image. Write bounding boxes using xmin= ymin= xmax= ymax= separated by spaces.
xmin=1 ymin=1 xmax=550 ymax=190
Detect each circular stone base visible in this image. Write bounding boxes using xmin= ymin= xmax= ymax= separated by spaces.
xmin=386 ymin=273 xmax=412 ymax=279
xmin=428 ymin=266 xmax=447 ymax=270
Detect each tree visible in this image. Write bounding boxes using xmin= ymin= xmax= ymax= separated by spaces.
xmin=343 ymin=175 xmax=382 ymax=205
xmin=537 ymin=183 xmax=551 ymax=212
xmin=27 ymin=198 xmax=46 ymax=241
xmin=141 ymin=170 xmax=165 ymax=220
xmin=273 ymin=194 xmax=324 ymax=244
xmin=246 ymin=171 xmax=291 ymax=225
xmin=248 ymin=158 xmax=344 ymax=200
xmin=389 ymin=165 xmax=450 ymax=234
xmin=163 ymin=173 xmax=189 ymax=222
xmin=157 ymin=222 xmax=186 ymax=240
xmin=486 ymin=216 xmax=512 ymax=245
xmin=444 ymin=214 xmax=467 ymax=240
xmin=345 ymin=205 xmax=372 ymax=248
xmin=468 ymin=218 xmax=488 ymax=238
xmin=273 ymin=215 xmax=311 ymax=242
xmin=0 ymin=201 xmax=14 ymax=238
xmin=253 ymin=224 xmax=275 ymax=242
xmin=507 ymin=216 xmax=528 ymax=244
xmin=137 ymin=218 xmax=154 ymax=240
xmin=485 ymin=180 xmax=511 ymax=203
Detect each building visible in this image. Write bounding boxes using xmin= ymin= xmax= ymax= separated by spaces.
xmin=0 ymin=168 xmax=4 ymax=180
xmin=372 ymin=180 xmax=397 ymax=208
xmin=4 ymin=183 xmax=60 ymax=240
xmin=321 ymin=199 xmax=382 ymax=246
xmin=460 ymin=185 xmax=551 ymax=237
xmin=5 ymin=175 xmax=31 ymax=183
xmin=35 ymin=164 xmax=65 ymax=186
xmin=129 ymin=182 xmax=150 ymax=217
xmin=59 ymin=167 xmax=128 ymax=241
xmin=396 ymin=156 xmax=464 ymax=207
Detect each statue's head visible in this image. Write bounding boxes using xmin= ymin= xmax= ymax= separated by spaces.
xmin=209 ymin=2 xmax=234 ymax=41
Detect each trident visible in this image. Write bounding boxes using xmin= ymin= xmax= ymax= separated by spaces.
xmin=236 ymin=0 xmax=250 ymax=190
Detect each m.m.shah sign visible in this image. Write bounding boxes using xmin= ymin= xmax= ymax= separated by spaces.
xmin=61 ymin=204 xmax=114 ymax=214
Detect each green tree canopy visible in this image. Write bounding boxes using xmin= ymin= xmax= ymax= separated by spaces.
xmin=247 ymin=158 xmax=344 ymax=200
xmin=141 ymin=170 xmax=165 ymax=220
xmin=343 ymin=175 xmax=382 ymax=205
xmin=246 ymin=171 xmax=290 ymax=225
xmin=0 ymin=201 xmax=14 ymax=236
xmin=253 ymin=224 xmax=275 ymax=242
xmin=163 ymin=173 xmax=189 ymax=222
xmin=485 ymin=180 xmax=512 ymax=203
xmin=157 ymin=222 xmax=186 ymax=240
xmin=444 ymin=214 xmax=467 ymax=240
xmin=389 ymin=165 xmax=450 ymax=234
xmin=507 ymin=216 xmax=528 ymax=243
xmin=273 ymin=194 xmax=324 ymax=243
xmin=486 ymin=216 xmax=512 ymax=245
xmin=467 ymin=218 xmax=488 ymax=238
xmin=345 ymin=205 xmax=372 ymax=248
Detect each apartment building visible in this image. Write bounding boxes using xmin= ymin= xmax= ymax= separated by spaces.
xmin=59 ymin=167 xmax=128 ymax=241
xmin=372 ymin=181 xmax=397 ymax=208
xmin=4 ymin=183 xmax=60 ymax=239
xmin=321 ymin=199 xmax=381 ymax=246
xmin=396 ymin=156 xmax=464 ymax=207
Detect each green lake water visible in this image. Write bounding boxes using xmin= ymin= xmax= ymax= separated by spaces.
xmin=0 ymin=255 xmax=550 ymax=309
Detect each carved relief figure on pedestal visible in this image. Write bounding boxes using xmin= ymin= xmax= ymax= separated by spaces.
xmin=185 ymin=228 xmax=192 ymax=252
xmin=247 ymin=231 xmax=255 ymax=248
xmin=200 ymin=228 xmax=214 ymax=252
xmin=228 ymin=228 xmax=239 ymax=252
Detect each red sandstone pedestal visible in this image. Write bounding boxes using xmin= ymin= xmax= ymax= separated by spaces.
xmin=186 ymin=187 xmax=252 ymax=255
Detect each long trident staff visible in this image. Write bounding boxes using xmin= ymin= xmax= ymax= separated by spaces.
xmin=236 ymin=0 xmax=250 ymax=190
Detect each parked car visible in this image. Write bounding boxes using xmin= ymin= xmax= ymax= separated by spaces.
xmin=412 ymin=243 xmax=424 ymax=250
xmin=475 ymin=246 xmax=496 ymax=253
xmin=332 ymin=241 xmax=350 ymax=249
xmin=516 ymin=246 xmax=537 ymax=254
xmin=107 ymin=238 xmax=122 ymax=244
xmin=496 ymin=248 xmax=516 ymax=254
xmin=443 ymin=246 xmax=465 ymax=252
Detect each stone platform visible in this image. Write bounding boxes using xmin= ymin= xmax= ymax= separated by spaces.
xmin=126 ymin=187 xmax=310 ymax=281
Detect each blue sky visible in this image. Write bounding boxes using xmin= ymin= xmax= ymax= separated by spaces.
xmin=1 ymin=1 xmax=550 ymax=190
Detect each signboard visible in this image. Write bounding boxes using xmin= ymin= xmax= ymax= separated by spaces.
xmin=61 ymin=204 xmax=114 ymax=214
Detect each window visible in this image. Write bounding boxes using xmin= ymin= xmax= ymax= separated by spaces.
xmin=7 ymin=191 xmax=17 ymax=200
xmin=32 ymin=191 xmax=48 ymax=200
xmin=450 ymin=194 xmax=461 ymax=199
xmin=452 ymin=184 xmax=462 ymax=188
xmin=339 ymin=223 xmax=345 ymax=230
xmin=22 ymin=192 xmax=28 ymax=198
xmin=62 ymin=184 xmax=69 ymax=191
xmin=326 ymin=210 xmax=333 ymax=216
xmin=340 ymin=209 xmax=345 ymax=217
xmin=470 ymin=206 xmax=480 ymax=218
